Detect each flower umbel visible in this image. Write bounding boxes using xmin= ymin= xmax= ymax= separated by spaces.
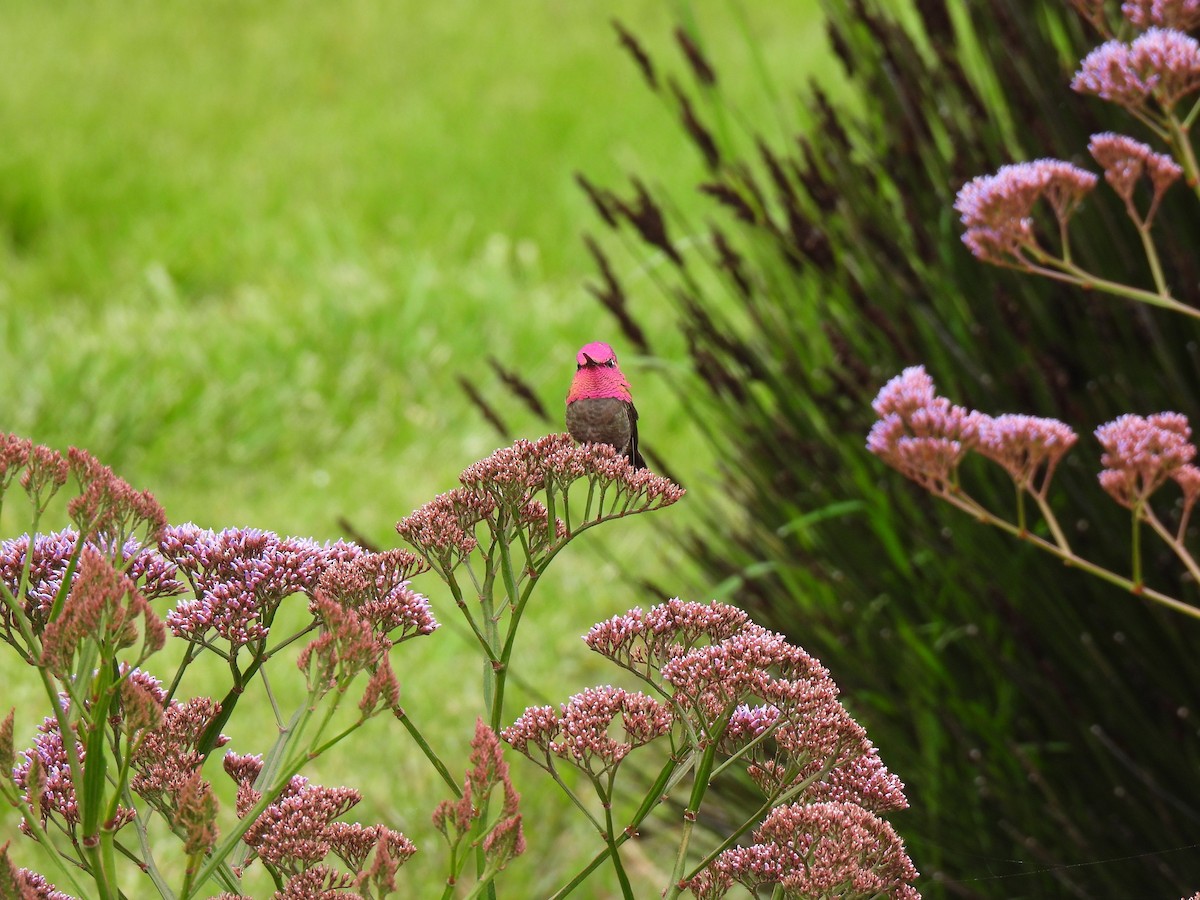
xmin=693 ymin=801 xmax=919 ymax=900
xmin=1095 ymin=412 xmax=1197 ymax=507
xmin=866 ymin=366 xmax=988 ymax=492
xmin=1073 ymin=28 xmax=1200 ymax=113
xmin=502 ymin=686 xmax=672 ymax=777
xmin=160 ymin=524 xmax=361 ymax=650
xmin=1089 ymin=131 xmax=1183 ymax=225
xmin=1122 ymin=0 xmax=1200 ymax=30
xmin=432 ymin=720 xmax=524 ymax=884
xmin=954 ymin=160 xmax=1097 ymax=266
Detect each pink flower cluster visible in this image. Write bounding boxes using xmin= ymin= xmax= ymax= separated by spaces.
xmin=9 ymin=669 xmax=228 ymax=853
xmin=12 ymin=704 xmax=136 ymax=839
xmin=0 ymin=849 xmax=77 ymax=900
xmin=130 ymin=689 xmax=229 ymax=814
xmin=0 ymin=528 xmax=181 ymax=648
xmin=686 ymin=801 xmax=919 ymax=900
xmin=66 ymin=447 xmax=167 ymax=547
xmin=397 ymin=434 xmax=684 ymax=572
xmin=502 ymin=686 xmax=673 ymax=775
xmin=1095 ymin=412 xmax=1199 ymax=507
xmin=38 ymin=545 xmax=165 ymax=676
xmin=977 ymin=414 xmax=1079 ymax=492
xmin=313 ymin=549 xmax=438 ymax=644
xmin=432 ymin=720 xmax=525 ymax=873
xmin=583 ymin=598 xmax=751 ymax=678
xmin=1073 ymin=28 xmax=1200 ymax=111
xmin=395 ymin=487 xmax=496 ymax=570
xmin=954 ymin=160 xmax=1097 ymax=264
xmin=295 ymin=551 xmax=438 ymax=714
xmin=1089 ymin=132 xmax=1183 ymax=225
xmin=299 ymin=589 xmax=400 ymax=714
xmin=870 ymin=369 xmax=1200 ymax=526
xmin=867 ymin=367 xmax=988 ymax=491
xmin=868 ymin=367 xmax=1077 ymax=494
xmin=1122 ymin=0 xmax=1200 ymax=30
xmin=224 ymin=752 xmax=414 ymax=883
xmin=159 ymin=524 xmax=362 ymax=649
xmin=528 ymin=599 xmax=915 ymax=895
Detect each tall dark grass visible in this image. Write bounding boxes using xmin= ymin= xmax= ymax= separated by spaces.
xmin=559 ymin=2 xmax=1200 ymax=896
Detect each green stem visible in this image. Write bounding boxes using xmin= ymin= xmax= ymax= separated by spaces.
xmin=1145 ymin=508 xmax=1200 ymax=584
xmin=603 ymin=793 xmax=635 ymax=900
xmin=1165 ymin=111 xmax=1200 ymax=198
xmin=395 ymin=708 xmax=461 ymax=796
xmin=539 ymin=760 xmax=604 ymax=832
xmin=548 ymin=753 xmax=682 ymax=899
xmin=1023 ymin=250 xmax=1196 ymax=317
xmin=444 ymin=571 xmax=498 ymax=663
xmin=1136 ymin=221 xmax=1169 ymax=296
xmin=938 ymin=489 xmax=1200 ymax=619
xmin=491 ymin=521 xmax=524 ymax=731
xmin=663 ymin=736 xmax=722 ymax=900
xmin=1131 ymin=502 xmax=1144 ymax=589
xmin=1030 ymin=490 xmax=1072 ymax=553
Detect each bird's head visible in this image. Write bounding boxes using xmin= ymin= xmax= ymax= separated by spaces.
xmin=576 ymin=341 xmax=619 ymax=370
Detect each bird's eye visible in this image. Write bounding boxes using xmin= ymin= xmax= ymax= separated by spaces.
xmin=605 ymin=359 xmax=616 ymax=367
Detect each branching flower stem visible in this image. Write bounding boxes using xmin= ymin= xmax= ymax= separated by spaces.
xmin=936 ymin=487 xmax=1200 ymax=620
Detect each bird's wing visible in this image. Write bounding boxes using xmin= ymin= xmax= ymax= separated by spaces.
xmin=627 ymin=402 xmax=647 ymax=470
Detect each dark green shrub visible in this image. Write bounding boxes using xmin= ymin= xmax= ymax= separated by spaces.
xmin=569 ymin=2 xmax=1200 ymax=896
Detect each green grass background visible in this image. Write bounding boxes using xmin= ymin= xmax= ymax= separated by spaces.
xmin=0 ymin=1 xmax=831 ymax=896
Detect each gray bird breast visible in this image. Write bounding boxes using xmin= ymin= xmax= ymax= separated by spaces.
xmin=566 ymin=397 xmax=634 ymax=455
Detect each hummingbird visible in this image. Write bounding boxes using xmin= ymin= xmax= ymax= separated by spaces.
xmin=566 ymin=341 xmax=646 ymax=469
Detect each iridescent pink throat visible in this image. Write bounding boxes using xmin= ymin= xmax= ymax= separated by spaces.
xmin=566 ymin=367 xmax=633 ymax=404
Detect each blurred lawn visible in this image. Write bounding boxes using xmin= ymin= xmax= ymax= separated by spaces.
xmin=0 ymin=0 xmax=828 ymax=895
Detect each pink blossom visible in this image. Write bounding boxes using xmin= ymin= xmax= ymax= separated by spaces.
xmin=175 ymin=772 xmax=219 ymax=855
xmin=434 ymin=720 xmax=523 ymax=872
xmin=314 ymin=549 xmax=438 ymax=643
xmin=0 ymin=529 xmax=181 ymax=647
xmin=13 ymin=706 xmax=136 ymax=835
xmin=1073 ymin=28 xmax=1200 ymax=111
xmin=328 ymin=820 xmax=417 ymax=878
xmin=1122 ymin=0 xmax=1200 ymax=31
xmin=868 ymin=368 xmax=988 ymax=492
xmin=662 ymin=626 xmax=834 ymax=730
xmin=20 ymin=444 xmax=69 ymax=513
xmin=1088 ymin=132 xmax=1182 ymax=222
xmin=239 ymin=774 xmax=362 ymax=871
xmin=1173 ymin=464 xmax=1200 ymax=515
xmin=66 ymin=447 xmax=166 ymax=546
xmin=132 ymin=696 xmax=229 ymax=811
xmin=709 ymin=801 xmax=920 ymax=899
xmin=501 ymin=686 xmax=672 ymax=774
xmin=300 ymin=592 xmax=393 ymax=702
xmin=7 ymin=866 xmax=77 ymax=900
xmin=160 ymin=524 xmax=361 ymax=649
xmin=955 ymin=160 xmax=1097 ymax=264
xmin=39 ymin=545 xmax=164 ymax=675
xmin=977 ymin=413 xmax=1079 ymax=490
xmin=0 ymin=433 xmax=33 ymax=490
xmin=271 ymin=865 xmax=355 ymax=899
xmin=1095 ymin=412 xmax=1196 ymax=506
xmin=395 ymin=488 xmax=494 ymax=569
xmin=584 ymin=598 xmax=753 ymax=677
